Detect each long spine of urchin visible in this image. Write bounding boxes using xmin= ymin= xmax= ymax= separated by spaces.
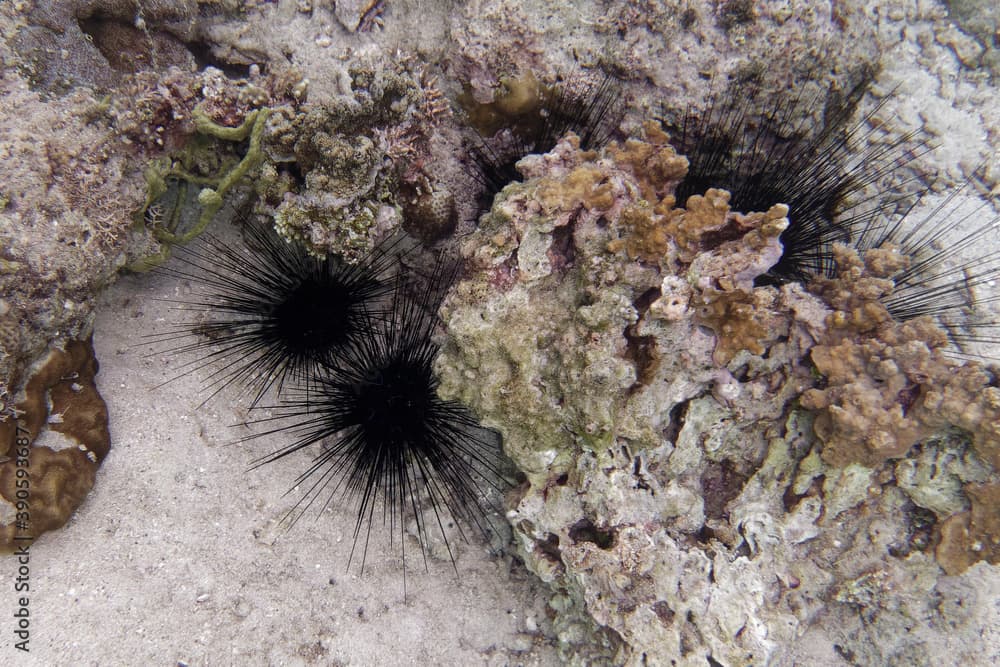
xmin=660 ymin=77 xmax=930 ymax=284
xmin=869 ymin=174 xmax=1000 ymax=356
xmin=652 ymin=74 xmax=1000 ymax=363
xmin=246 ymin=262 xmax=508 ymax=575
xmin=146 ymin=220 xmax=402 ymax=407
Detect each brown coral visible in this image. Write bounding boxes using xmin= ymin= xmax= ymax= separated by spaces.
xmin=936 ymin=482 xmax=1000 ymax=575
xmin=803 ymin=245 xmax=1000 ymax=472
xmin=801 ymin=336 xmax=929 ymax=467
xmin=538 ymin=162 xmax=616 ymax=215
xmin=807 ymin=243 xmax=903 ymax=335
xmin=605 ymin=121 xmax=688 ymax=202
xmin=0 ymin=337 xmax=110 ymax=549
xmin=694 ymin=286 xmax=788 ymax=365
xmin=687 ymin=202 xmax=789 ymax=291
xmin=611 ymin=202 xmax=673 ymax=262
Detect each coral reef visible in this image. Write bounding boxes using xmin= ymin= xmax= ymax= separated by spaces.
xmin=803 ymin=258 xmax=1000 ymax=472
xmin=2 ymin=0 xmax=999 ymax=663
xmin=437 ymin=129 xmax=1000 ymax=664
xmin=802 ymin=243 xmax=1000 ymax=574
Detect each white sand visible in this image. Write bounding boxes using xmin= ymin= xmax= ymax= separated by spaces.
xmin=0 ymin=256 xmax=559 ymax=665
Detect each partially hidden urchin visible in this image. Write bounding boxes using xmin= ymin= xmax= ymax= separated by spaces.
xmin=660 ymin=73 xmax=1000 ymax=357
xmin=857 ymin=178 xmax=1000 ymax=356
xmin=661 ymin=75 xmax=929 ymax=285
xmin=464 ymin=70 xmax=624 ymax=217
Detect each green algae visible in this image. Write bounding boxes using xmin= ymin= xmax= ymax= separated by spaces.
xmin=127 ymin=107 xmax=270 ymax=271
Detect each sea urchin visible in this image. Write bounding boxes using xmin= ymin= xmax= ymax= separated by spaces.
xmin=147 ymin=220 xmax=403 ymax=407
xmin=247 ymin=262 xmax=509 ymax=575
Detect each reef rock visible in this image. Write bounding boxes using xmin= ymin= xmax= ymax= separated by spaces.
xmin=437 ymin=130 xmax=1000 ymax=665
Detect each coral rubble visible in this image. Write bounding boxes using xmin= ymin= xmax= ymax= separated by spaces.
xmin=257 ymin=57 xmax=457 ymax=258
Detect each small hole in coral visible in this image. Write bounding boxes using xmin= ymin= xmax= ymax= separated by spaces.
xmin=184 ymin=39 xmax=254 ymax=78
xmin=568 ymin=518 xmax=616 ymax=549
xmin=536 ymin=532 xmax=562 ymax=562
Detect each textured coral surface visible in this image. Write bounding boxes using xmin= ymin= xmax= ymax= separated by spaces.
xmin=438 ymin=131 xmax=1000 ymax=664
xmin=0 ymin=338 xmax=109 ymax=548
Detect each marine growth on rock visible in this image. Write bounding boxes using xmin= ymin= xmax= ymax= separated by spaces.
xmin=436 ymin=124 xmax=1000 ymax=664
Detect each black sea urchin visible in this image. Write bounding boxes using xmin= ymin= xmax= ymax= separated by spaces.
xmin=466 ymin=71 xmax=624 ymax=217
xmin=246 ymin=263 xmax=508 ymax=575
xmin=147 ymin=220 xmax=403 ymax=406
xmin=661 ymin=76 xmax=928 ymax=284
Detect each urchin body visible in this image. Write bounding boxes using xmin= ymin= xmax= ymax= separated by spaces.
xmin=149 ymin=221 xmax=400 ymax=405
xmin=250 ymin=272 xmax=507 ymax=572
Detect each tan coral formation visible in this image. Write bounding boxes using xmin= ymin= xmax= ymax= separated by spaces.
xmin=605 ymin=121 xmax=689 ymax=202
xmin=694 ymin=286 xmax=787 ymax=365
xmin=800 ymin=242 xmax=1000 ymax=573
xmin=802 ymin=244 xmax=999 ymax=469
xmin=439 ymin=120 xmax=1000 ymax=663
xmin=0 ymin=337 xmax=110 ymax=549
xmin=936 ymin=482 xmax=1000 ymax=574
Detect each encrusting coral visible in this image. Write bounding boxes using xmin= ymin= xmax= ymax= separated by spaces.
xmin=936 ymin=481 xmax=1000 ymax=575
xmin=803 ymin=243 xmax=1000 ymax=472
xmin=0 ymin=337 xmax=110 ymax=549
xmin=435 ymin=125 xmax=1000 ymax=664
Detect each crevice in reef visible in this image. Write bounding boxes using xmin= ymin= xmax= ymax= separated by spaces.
xmin=548 ymin=221 xmax=577 ymax=275
xmin=536 ymin=532 xmax=563 ymax=564
xmin=77 ymin=14 xmax=156 ymax=73
xmin=624 ymin=287 xmax=662 ymax=393
xmin=569 ymin=518 xmax=617 ymax=549
xmin=662 ymin=399 xmax=689 ymax=446
xmin=183 ymin=38 xmax=255 ymax=78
